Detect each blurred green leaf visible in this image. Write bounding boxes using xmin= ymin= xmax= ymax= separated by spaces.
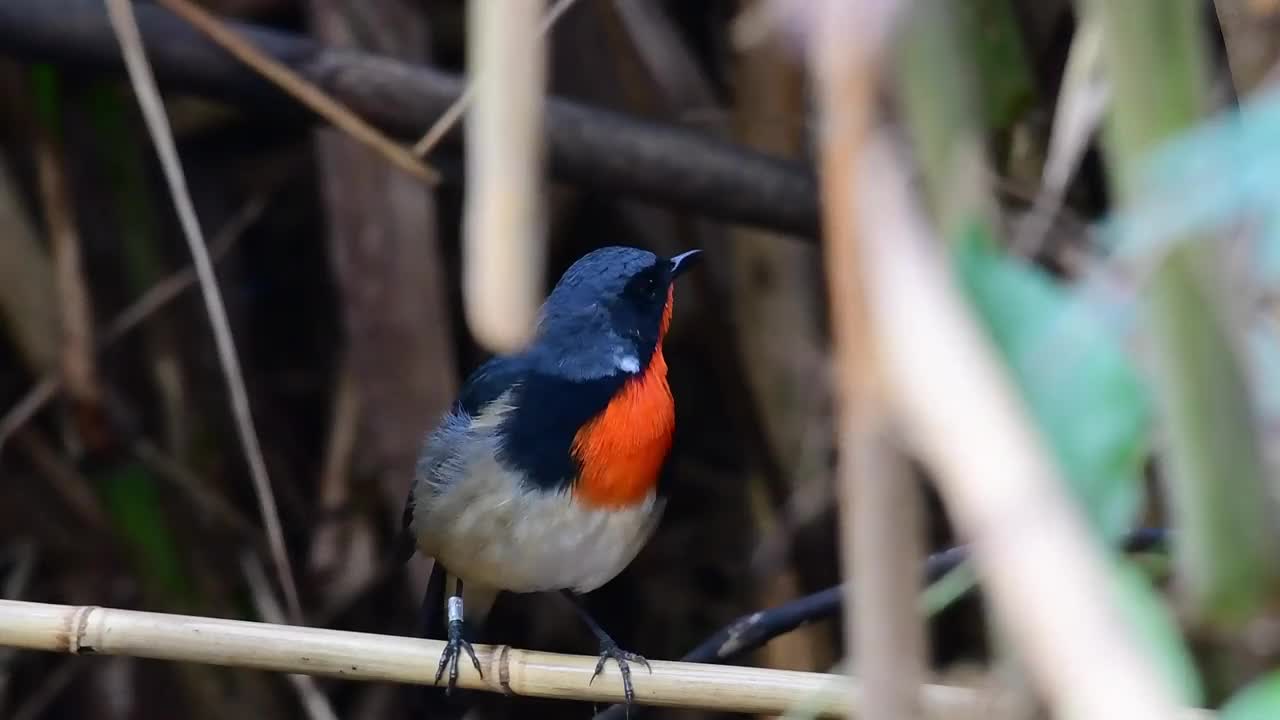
xmin=29 ymin=64 xmax=61 ymax=130
xmin=103 ymin=461 xmax=191 ymax=604
xmin=1084 ymin=0 xmax=1280 ymax=626
xmin=86 ymin=82 xmax=161 ymax=288
xmin=1098 ymin=84 xmax=1280 ymax=269
xmin=1110 ymin=559 xmax=1204 ymax=705
xmin=953 ymin=229 xmax=1151 ymax=541
xmin=1222 ymin=671 xmax=1280 ymax=719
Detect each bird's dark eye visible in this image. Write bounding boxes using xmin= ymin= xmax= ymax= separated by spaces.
xmin=625 ymin=270 xmax=663 ymax=302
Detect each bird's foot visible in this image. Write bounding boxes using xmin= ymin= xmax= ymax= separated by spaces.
xmin=590 ymin=638 xmax=652 ymax=710
xmin=433 ymin=617 xmax=482 ymax=695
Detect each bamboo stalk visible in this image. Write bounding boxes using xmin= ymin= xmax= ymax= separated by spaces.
xmin=463 ymin=0 xmax=547 ymax=353
xmin=0 ymin=599 xmax=1056 ymax=718
xmin=809 ymin=2 xmax=926 ymax=719
xmin=851 ymin=130 xmax=1184 ymax=720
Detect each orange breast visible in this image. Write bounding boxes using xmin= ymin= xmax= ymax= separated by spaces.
xmin=570 ymin=290 xmax=677 ymax=509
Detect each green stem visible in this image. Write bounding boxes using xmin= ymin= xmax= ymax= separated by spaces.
xmin=1083 ymin=0 xmax=1280 ymax=626
xmin=892 ymin=0 xmax=1000 ymax=248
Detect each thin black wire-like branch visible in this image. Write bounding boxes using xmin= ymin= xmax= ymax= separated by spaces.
xmin=593 ymin=527 xmax=1171 ymax=720
xmin=0 ymin=0 xmax=819 ymax=237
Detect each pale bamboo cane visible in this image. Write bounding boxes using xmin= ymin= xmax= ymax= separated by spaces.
xmin=0 ymin=599 xmax=1046 ymax=718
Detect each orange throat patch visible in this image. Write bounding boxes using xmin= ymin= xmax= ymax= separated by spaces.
xmin=570 ymin=291 xmax=677 ymax=509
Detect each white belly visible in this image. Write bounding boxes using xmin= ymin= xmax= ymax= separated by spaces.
xmin=413 ymin=450 xmax=664 ymax=594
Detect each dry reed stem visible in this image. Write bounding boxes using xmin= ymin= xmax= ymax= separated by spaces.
xmin=0 ymin=599 xmax=1094 ymax=718
xmin=808 ymin=1 xmax=925 ymax=718
xmin=1010 ymin=17 xmax=1108 ymax=258
xmin=0 ymin=151 xmax=59 ymax=381
xmin=105 ymin=0 xmax=302 ymax=622
xmin=853 ymin=130 xmax=1183 ymax=719
xmin=410 ymin=0 xmax=579 ymax=158
xmin=0 ymin=194 xmax=263 ymax=454
xmin=1215 ymin=0 xmax=1280 ymax=94
xmin=32 ymin=104 xmax=100 ymax=411
xmin=463 ymin=0 xmax=547 ymax=353
xmin=310 ymin=359 xmax=361 ymax=579
xmin=155 ymin=0 xmax=438 ymax=184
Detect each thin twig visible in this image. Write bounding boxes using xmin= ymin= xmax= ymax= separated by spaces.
xmin=105 ymin=0 xmax=303 ymax=622
xmin=131 ymin=437 xmax=260 ymax=541
xmin=154 ymin=0 xmax=438 ymax=184
xmin=10 ymin=431 xmax=111 ymax=533
xmin=685 ymin=529 xmax=1171 ymax=669
xmin=104 ymin=195 xmax=265 ymax=344
xmin=594 ymin=529 xmax=1171 ymax=720
xmin=0 ymin=384 xmax=56 ymax=457
xmin=410 ymin=0 xmax=580 ymax=158
xmin=0 ymin=194 xmax=265 ymax=455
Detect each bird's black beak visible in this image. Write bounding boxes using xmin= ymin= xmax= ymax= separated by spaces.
xmin=668 ymin=249 xmax=703 ymax=278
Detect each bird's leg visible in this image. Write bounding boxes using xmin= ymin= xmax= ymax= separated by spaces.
xmin=560 ymin=590 xmax=651 ymax=712
xmin=434 ymin=576 xmax=483 ymax=693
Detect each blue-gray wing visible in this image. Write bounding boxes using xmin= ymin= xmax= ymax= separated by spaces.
xmin=397 ymin=354 xmax=530 ymax=549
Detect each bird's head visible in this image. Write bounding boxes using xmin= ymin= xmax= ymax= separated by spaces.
xmin=531 ymin=246 xmax=702 ymax=380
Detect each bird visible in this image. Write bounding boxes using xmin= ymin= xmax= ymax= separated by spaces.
xmin=398 ymin=244 xmax=702 ymax=712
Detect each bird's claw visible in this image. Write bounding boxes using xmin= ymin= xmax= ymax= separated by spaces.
xmin=433 ymin=619 xmax=482 ymax=695
xmin=590 ymin=639 xmax=651 ymax=711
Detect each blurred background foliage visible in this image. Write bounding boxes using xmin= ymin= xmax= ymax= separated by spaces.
xmin=5 ymin=0 xmax=1280 ymax=718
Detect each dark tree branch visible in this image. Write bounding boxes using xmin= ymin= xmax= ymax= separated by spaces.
xmin=0 ymin=0 xmax=820 ymax=237
xmin=593 ymin=527 xmax=1171 ymax=720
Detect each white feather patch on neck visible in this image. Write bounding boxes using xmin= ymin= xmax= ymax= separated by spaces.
xmin=616 ymin=354 xmax=641 ymax=374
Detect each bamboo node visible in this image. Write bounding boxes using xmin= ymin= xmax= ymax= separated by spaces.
xmin=498 ymin=643 xmax=515 ymax=694
xmin=65 ymin=604 xmax=99 ymax=655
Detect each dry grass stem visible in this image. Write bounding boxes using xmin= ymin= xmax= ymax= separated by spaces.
xmin=105 ymin=0 xmax=303 ymax=622
xmin=854 ymin=130 xmax=1182 ymax=719
xmin=1011 ymin=18 xmax=1108 ymax=258
xmin=808 ymin=1 xmax=925 ymax=718
xmin=410 ymin=0 xmax=580 ymax=158
xmin=32 ymin=109 xmax=99 ymax=410
xmin=309 ymin=359 xmax=361 ymax=578
xmin=0 ymin=194 xmax=263 ymax=454
xmin=155 ymin=0 xmax=439 ymax=184
xmin=0 ymin=598 xmax=1139 ymax=719
xmin=0 ymin=152 xmax=59 ymax=388
xmin=463 ymin=0 xmax=548 ymax=353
